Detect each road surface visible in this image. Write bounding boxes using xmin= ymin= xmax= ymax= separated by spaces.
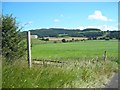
xmin=106 ymin=73 xmax=119 ymax=88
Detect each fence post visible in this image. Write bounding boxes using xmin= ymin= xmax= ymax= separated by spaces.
xmin=103 ymin=51 xmax=107 ymax=61
xmin=27 ymin=31 xmax=32 ymax=68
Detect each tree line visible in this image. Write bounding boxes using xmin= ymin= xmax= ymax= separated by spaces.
xmin=25 ymin=28 xmax=120 ymax=40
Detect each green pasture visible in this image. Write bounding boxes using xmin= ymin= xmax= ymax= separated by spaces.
xmin=31 ymin=39 xmax=118 ymax=61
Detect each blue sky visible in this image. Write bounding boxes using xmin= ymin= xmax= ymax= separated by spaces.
xmin=2 ymin=2 xmax=118 ymax=31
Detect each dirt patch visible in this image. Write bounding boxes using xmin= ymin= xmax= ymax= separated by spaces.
xmin=43 ymin=37 xmax=88 ymax=41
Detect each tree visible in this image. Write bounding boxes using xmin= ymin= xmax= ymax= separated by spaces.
xmin=2 ymin=14 xmax=26 ymax=61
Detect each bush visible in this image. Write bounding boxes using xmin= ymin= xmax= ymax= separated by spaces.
xmin=109 ymin=37 xmax=113 ymax=39
xmin=98 ymin=38 xmax=104 ymax=40
xmin=69 ymin=40 xmax=73 ymax=42
xmin=53 ymin=41 xmax=57 ymax=43
xmin=40 ymin=37 xmax=49 ymax=41
xmin=41 ymin=37 xmax=45 ymax=40
xmin=45 ymin=38 xmax=49 ymax=41
xmin=72 ymin=38 xmax=74 ymax=41
xmin=81 ymin=39 xmax=86 ymax=41
xmin=88 ymin=38 xmax=92 ymax=40
xmin=61 ymin=39 xmax=66 ymax=43
xmin=2 ymin=14 xmax=26 ymax=61
xmin=93 ymin=37 xmax=97 ymax=40
xmin=105 ymin=37 xmax=110 ymax=40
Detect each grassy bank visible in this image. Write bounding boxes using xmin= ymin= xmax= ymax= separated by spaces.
xmin=3 ymin=57 xmax=118 ymax=88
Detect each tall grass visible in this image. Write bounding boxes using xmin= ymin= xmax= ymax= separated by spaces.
xmin=2 ymin=57 xmax=118 ymax=88
xmin=0 ymin=56 xmax=2 ymax=89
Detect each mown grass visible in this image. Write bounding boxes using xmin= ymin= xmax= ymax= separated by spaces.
xmin=2 ymin=40 xmax=119 ymax=88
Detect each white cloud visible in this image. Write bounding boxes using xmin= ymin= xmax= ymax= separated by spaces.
xmin=88 ymin=10 xmax=112 ymax=22
xmin=77 ymin=25 xmax=118 ymax=31
xmin=78 ymin=26 xmax=86 ymax=30
xmin=99 ymin=25 xmax=117 ymax=31
xmin=54 ymin=19 xmax=60 ymax=22
xmin=108 ymin=19 xmax=113 ymax=22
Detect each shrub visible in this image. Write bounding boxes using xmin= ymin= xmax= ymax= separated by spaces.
xmin=53 ymin=41 xmax=57 ymax=43
xmin=72 ymin=38 xmax=74 ymax=41
xmin=41 ymin=38 xmax=49 ymax=41
xmin=2 ymin=14 xmax=26 ymax=61
xmin=105 ymin=37 xmax=110 ymax=40
xmin=93 ymin=37 xmax=97 ymax=40
xmin=61 ymin=39 xmax=66 ymax=43
xmin=69 ymin=40 xmax=73 ymax=42
xmin=45 ymin=38 xmax=49 ymax=41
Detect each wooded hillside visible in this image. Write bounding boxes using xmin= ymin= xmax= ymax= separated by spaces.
xmin=23 ymin=28 xmax=120 ymax=40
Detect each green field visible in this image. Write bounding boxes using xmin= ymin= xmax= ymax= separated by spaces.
xmin=32 ymin=39 xmax=118 ymax=61
xmin=3 ymin=39 xmax=119 ymax=88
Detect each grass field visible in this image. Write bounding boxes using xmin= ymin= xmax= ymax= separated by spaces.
xmin=2 ymin=39 xmax=119 ymax=88
xmin=31 ymin=39 xmax=118 ymax=61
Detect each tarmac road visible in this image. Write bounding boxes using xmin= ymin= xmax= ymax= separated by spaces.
xmin=106 ymin=73 xmax=119 ymax=88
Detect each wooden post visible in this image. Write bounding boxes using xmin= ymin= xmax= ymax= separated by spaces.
xmin=27 ymin=31 xmax=32 ymax=68
xmin=103 ymin=51 xmax=107 ymax=61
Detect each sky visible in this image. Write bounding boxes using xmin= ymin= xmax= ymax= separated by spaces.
xmin=2 ymin=2 xmax=118 ymax=31
xmin=2 ymin=0 xmax=120 ymax=2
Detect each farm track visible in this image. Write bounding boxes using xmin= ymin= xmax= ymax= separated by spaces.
xmin=32 ymin=58 xmax=98 ymax=67
xmin=32 ymin=59 xmax=68 ymax=67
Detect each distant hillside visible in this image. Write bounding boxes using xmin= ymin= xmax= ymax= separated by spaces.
xmin=28 ymin=28 xmax=83 ymax=37
xmin=28 ymin=28 xmax=103 ymax=37
xmin=22 ymin=28 xmax=120 ymax=39
xmin=82 ymin=28 xmax=101 ymax=32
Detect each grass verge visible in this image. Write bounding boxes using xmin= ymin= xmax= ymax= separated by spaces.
xmin=2 ymin=57 xmax=118 ymax=88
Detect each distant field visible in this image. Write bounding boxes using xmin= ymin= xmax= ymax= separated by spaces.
xmin=43 ymin=37 xmax=88 ymax=41
xmin=31 ymin=39 xmax=118 ymax=61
